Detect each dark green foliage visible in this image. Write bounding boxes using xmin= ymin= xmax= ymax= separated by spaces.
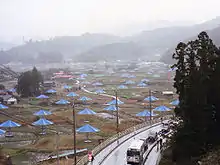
xmin=17 ymin=67 xmax=43 ymax=97
xmin=0 ymin=84 xmax=5 ymax=90
xmin=171 ymin=31 xmax=220 ymax=163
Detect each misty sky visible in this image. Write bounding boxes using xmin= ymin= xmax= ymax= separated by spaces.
xmin=1 ymin=0 xmax=220 ymax=41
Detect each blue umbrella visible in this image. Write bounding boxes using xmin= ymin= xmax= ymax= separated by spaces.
xmin=67 ymin=92 xmax=78 ymax=97
xmin=63 ymin=85 xmax=72 ymax=89
xmin=107 ymin=99 xmax=124 ymax=105
xmin=144 ymin=96 xmax=159 ymax=102
xmin=121 ymin=73 xmax=130 ymax=78
xmin=45 ymin=89 xmax=57 ymax=94
xmin=8 ymin=88 xmax=16 ymax=93
xmin=154 ymin=105 xmax=171 ymax=112
xmin=0 ymin=104 xmax=8 ymax=109
xmin=117 ymin=85 xmax=128 ymax=89
xmin=36 ymin=94 xmax=49 ymax=99
xmin=0 ymin=120 xmax=21 ymax=128
xmin=79 ymin=96 xmax=92 ymax=101
xmin=170 ymin=99 xmax=180 ymax=106
xmin=77 ymin=124 xmax=100 ymax=133
xmin=92 ymin=82 xmax=103 ymax=86
xmin=136 ymin=110 xmax=157 ymax=117
xmin=81 ymin=81 xmax=91 ymax=84
xmin=137 ymin=82 xmax=147 ymax=87
xmin=78 ymin=108 xmax=96 ymax=115
xmin=80 ymin=73 xmax=88 ymax=77
xmin=128 ymin=74 xmax=136 ymax=78
xmin=124 ymin=80 xmax=135 ymax=85
xmin=77 ymin=77 xmax=85 ymax=80
xmin=95 ymin=89 xmax=105 ymax=94
xmin=32 ymin=118 xmax=54 ymax=126
xmin=104 ymin=105 xmax=118 ymax=111
xmin=0 ymin=129 xmax=6 ymax=135
xmin=34 ymin=110 xmax=52 ymax=116
xmin=55 ymin=99 xmax=70 ymax=105
xmin=141 ymin=79 xmax=149 ymax=83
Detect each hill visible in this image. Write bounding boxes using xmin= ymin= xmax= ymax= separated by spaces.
xmin=75 ymin=42 xmax=146 ymax=62
xmin=1 ymin=17 xmax=220 ymax=64
xmin=160 ymin=26 xmax=220 ymax=64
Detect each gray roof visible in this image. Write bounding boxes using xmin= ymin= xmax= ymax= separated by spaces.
xmin=0 ymin=94 xmax=12 ymax=101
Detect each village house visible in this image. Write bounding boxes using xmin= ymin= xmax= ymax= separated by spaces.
xmin=0 ymin=94 xmax=17 ymax=105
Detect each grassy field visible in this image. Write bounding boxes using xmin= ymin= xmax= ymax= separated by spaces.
xmin=0 ymin=71 xmax=176 ymax=165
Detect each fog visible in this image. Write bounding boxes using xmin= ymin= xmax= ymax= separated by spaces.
xmin=1 ymin=0 xmax=220 ymax=42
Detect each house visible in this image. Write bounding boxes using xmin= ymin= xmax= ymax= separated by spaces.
xmin=42 ymin=81 xmax=56 ymax=88
xmin=0 ymin=95 xmax=17 ymax=105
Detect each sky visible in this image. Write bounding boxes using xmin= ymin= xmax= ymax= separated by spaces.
xmin=1 ymin=0 xmax=220 ymax=42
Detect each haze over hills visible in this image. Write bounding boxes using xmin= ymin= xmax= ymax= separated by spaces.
xmin=160 ymin=20 xmax=220 ymax=64
xmin=1 ymin=17 xmax=220 ymax=64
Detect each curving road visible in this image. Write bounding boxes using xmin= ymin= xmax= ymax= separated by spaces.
xmin=87 ymin=123 xmax=163 ymax=165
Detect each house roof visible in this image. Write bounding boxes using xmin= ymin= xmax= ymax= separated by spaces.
xmin=0 ymin=95 xmax=12 ymax=101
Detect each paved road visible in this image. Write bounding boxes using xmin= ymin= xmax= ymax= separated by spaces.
xmin=87 ymin=124 xmax=163 ymax=165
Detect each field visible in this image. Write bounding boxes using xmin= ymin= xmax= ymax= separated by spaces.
xmin=0 ymin=69 xmax=176 ymax=165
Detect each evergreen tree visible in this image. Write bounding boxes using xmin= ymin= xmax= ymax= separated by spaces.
xmin=171 ymin=31 xmax=220 ymax=164
xmin=17 ymin=67 xmax=43 ymax=97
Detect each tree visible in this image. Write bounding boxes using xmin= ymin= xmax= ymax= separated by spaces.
xmin=0 ymin=84 xmax=5 ymax=90
xmin=171 ymin=31 xmax=220 ymax=164
xmin=17 ymin=67 xmax=43 ymax=97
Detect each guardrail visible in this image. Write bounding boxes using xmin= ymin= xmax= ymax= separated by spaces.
xmin=76 ymin=116 xmax=171 ymax=165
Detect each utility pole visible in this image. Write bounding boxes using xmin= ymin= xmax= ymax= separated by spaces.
xmin=149 ymin=89 xmax=152 ymax=122
xmin=56 ymin=132 xmax=59 ymax=165
xmin=72 ymin=103 xmax=77 ymax=165
xmin=115 ymin=90 xmax=119 ymax=144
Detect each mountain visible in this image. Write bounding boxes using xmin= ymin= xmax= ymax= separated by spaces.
xmin=0 ymin=33 xmax=121 ymax=64
xmin=75 ymin=42 xmax=146 ymax=62
xmin=75 ymin=17 xmax=220 ymax=62
xmin=160 ymin=25 xmax=220 ymax=64
xmin=0 ymin=42 xmax=16 ymax=50
xmin=1 ymin=17 xmax=220 ymax=64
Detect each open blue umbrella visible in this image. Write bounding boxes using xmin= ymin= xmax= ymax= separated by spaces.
xmin=8 ymin=88 xmax=16 ymax=93
xmin=34 ymin=110 xmax=52 ymax=116
xmin=78 ymin=108 xmax=96 ymax=115
xmin=137 ymin=82 xmax=147 ymax=87
xmin=117 ymin=85 xmax=128 ymax=89
xmin=136 ymin=110 xmax=157 ymax=117
xmin=80 ymin=73 xmax=88 ymax=77
xmin=0 ymin=129 xmax=6 ymax=135
xmin=144 ymin=96 xmax=159 ymax=102
xmin=63 ymin=85 xmax=72 ymax=89
xmin=77 ymin=124 xmax=100 ymax=142
xmin=32 ymin=118 xmax=54 ymax=126
xmin=170 ymin=99 xmax=179 ymax=106
xmin=0 ymin=104 xmax=8 ymax=109
xmin=154 ymin=105 xmax=171 ymax=112
xmin=79 ymin=96 xmax=92 ymax=101
xmin=36 ymin=94 xmax=49 ymax=99
xmin=55 ymin=99 xmax=70 ymax=105
xmin=77 ymin=77 xmax=85 ymax=80
xmin=81 ymin=81 xmax=91 ymax=84
xmin=107 ymin=99 xmax=124 ymax=105
xmin=77 ymin=124 xmax=99 ymax=133
xmin=0 ymin=120 xmax=21 ymax=128
xmin=45 ymin=89 xmax=57 ymax=94
xmin=104 ymin=105 xmax=118 ymax=111
xmin=95 ymin=89 xmax=105 ymax=94
xmin=141 ymin=79 xmax=149 ymax=83
xmin=67 ymin=92 xmax=78 ymax=97
xmin=92 ymin=82 xmax=103 ymax=86
xmin=32 ymin=118 xmax=53 ymax=134
xmin=121 ymin=73 xmax=130 ymax=78
xmin=124 ymin=80 xmax=135 ymax=85
xmin=128 ymin=74 xmax=136 ymax=78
